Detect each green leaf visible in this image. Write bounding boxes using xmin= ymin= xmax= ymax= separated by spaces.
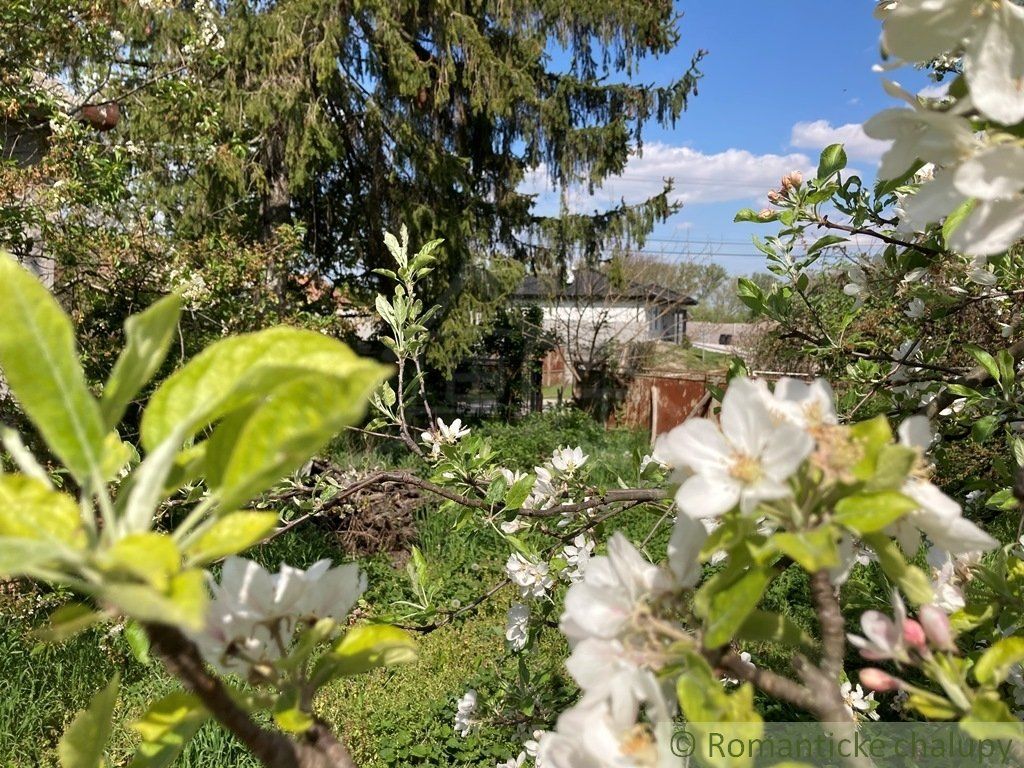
xmin=942 ymin=198 xmax=976 ymax=243
xmin=104 ymin=569 xmax=207 ymax=632
xmin=906 ymin=689 xmax=959 ymax=720
xmin=864 ymin=445 xmax=918 ymax=492
xmin=961 ymin=697 xmax=1024 ymax=742
xmin=141 ymin=327 xmax=389 ymax=450
xmin=116 ymin=427 xmax=190 ymax=536
xmin=733 ymin=208 xmax=763 ymax=223
xmin=206 ymin=369 xmax=387 ymax=509
xmin=972 ymin=415 xmax=1000 ymax=444
xmin=58 ymin=674 xmax=119 ymax=768
xmin=35 ymin=603 xmax=103 ymax=643
xmin=834 ymin=491 xmax=918 ymax=534
xmin=772 ymin=528 xmax=839 ymax=571
xmin=698 ymin=567 xmax=772 ymax=649
xmin=100 ymin=294 xmax=182 ymax=431
xmin=128 ymin=692 xmax=209 ymax=768
xmin=273 ymin=688 xmax=315 ymax=734
xmin=974 ymin=637 xmax=1024 ymax=686
xmin=317 ymin=624 xmax=418 ymax=680
xmin=806 ymin=235 xmax=848 ymax=257
xmin=965 ymin=344 xmax=1001 ymax=383
xmin=98 ymin=533 xmax=181 ymax=591
xmin=817 ymin=144 xmax=848 ymax=180
xmin=504 ymin=475 xmax=535 ymax=511
xmin=849 ymin=415 xmax=894 ymax=482
xmin=124 ymin=621 xmax=152 ymax=665
xmin=735 ymin=610 xmax=813 ymax=648
xmin=863 ymin=533 xmax=934 ymax=606
xmin=0 ymin=537 xmax=74 ymax=579
xmin=0 ymin=474 xmax=85 ymax=547
xmin=0 ymin=253 xmax=107 ymax=484
xmin=184 ymin=511 xmax=278 ymax=565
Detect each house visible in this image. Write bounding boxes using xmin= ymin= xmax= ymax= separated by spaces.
xmin=515 ymin=269 xmax=697 ymax=391
xmin=515 ymin=269 xmax=696 ymax=345
xmin=686 ymin=321 xmax=762 ymax=357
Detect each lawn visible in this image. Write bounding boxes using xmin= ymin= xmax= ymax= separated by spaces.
xmin=0 ymin=409 xmax=656 ymax=768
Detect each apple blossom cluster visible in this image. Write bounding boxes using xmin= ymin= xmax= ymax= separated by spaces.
xmin=537 ymin=520 xmax=707 ymax=767
xmin=652 ymin=376 xmax=997 ymax=563
xmin=454 ymin=689 xmax=478 ymax=738
xmin=421 ymin=417 xmax=471 ymax=459
xmin=193 ymin=557 xmax=365 ymax=679
xmin=867 ymin=0 xmax=1024 ymax=257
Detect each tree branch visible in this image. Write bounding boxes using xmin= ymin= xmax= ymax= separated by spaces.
xmin=146 ymin=623 xmax=356 ymax=768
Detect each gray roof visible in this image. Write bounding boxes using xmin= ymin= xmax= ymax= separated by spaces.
xmin=515 ymin=269 xmax=696 ymax=306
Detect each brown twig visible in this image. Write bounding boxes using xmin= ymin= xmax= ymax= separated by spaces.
xmin=146 ymin=623 xmax=356 ymax=768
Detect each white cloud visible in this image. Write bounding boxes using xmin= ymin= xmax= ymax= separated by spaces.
xmin=917 ymin=81 xmax=951 ymax=99
xmin=521 ymin=142 xmax=814 ymax=211
xmin=790 ymin=119 xmax=889 ymax=162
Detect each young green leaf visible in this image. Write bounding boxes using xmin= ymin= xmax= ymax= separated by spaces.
xmin=58 ymin=673 xmax=120 ymax=768
xmin=0 ymin=253 xmax=106 ymax=484
xmin=816 ymin=143 xmax=848 ymax=180
xmin=317 ymin=624 xmax=418 ymax=680
xmin=183 ymin=511 xmax=278 ymax=565
xmin=128 ymin=692 xmax=209 ymax=768
xmin=100 ymin=294 xmax=183 ymax=431
xmin=973 ymin=637 xmax=1024 ymax=687
xmin=0 ymin=475 xmax=85 ymax=547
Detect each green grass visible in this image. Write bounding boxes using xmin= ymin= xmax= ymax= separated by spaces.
xmin=0 ymin=409 xmax=656 ymax=768
xmin=644 ymin=341 xmax=729 ymax=372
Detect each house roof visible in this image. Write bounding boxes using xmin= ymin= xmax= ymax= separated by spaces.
xmin=515 ymin=269 xmax=697 ymax=306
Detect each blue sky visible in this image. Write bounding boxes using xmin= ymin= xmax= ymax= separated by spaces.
xmin=526 ymin=1 xmax=941 ymax=273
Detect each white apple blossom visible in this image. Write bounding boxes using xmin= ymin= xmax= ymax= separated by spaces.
xmin=639 ymin=454 xmax=668 ymax=474
xmin=551 ymin=446 xmax=588 ymax=474
xmin=863 ymin=87 xmax=978 ymax=180
xmin=881 ymin=0 xmax=1024 ymax=124
xmin=421 ymin=417 xmax=470 ymax=456
xmin=841 ymin=679 xmax=880 ymax=721
xmin=537 ymin=690 xmax=675 ymax=768
xmin=831 ymin=536 xmax=875 ymax=587
xmin=194 ymin=557 xmax=366 ymax=675
xmin=565 ymin=638 xmax=665 ymax=723
xmin=560 ymin=532 xmax=672 ymax=644
xmin=666 ymin=513 xmax=707 ymax=589
xmin=505 ymin=603 xmax=530 ymax=651
xmin=848 ymin=592 xmax=913 ymax=663
xmin=501 ymin=517 xmax=528 ymax=534
xmin=721 ymin=651 xmax=755 ymax=686
xmin=561 ymin=534 xmax=595 ymax=583
xmin=524 ymin=730 xmax=545 ymax=760
xmin=927 ymin=551 xmax=967 ymax=614
xmin=904 ymin=298 xmax=926 ymax=319
xmin=497 ymin=752 xmax=526 ymax=768
xmin=655 ymin=377 xmax=813 ymax=519
xmin=506 ymin=553 xmax=555 ymax=599
xmin=763 ymin=377 xmax=838 ymax=430
xmin=886 ymin=416 xmax=999 ymax=555
xmin=454 ymin=689 xmax=478 ymax=737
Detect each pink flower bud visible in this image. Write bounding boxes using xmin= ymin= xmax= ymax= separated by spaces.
xmin=919 ymin=604 xmax=956 ymax=651
xmin=902 ymin=618 xmax=926 ymax=649
xmin=767 ymin=190 xmax=783 ymax=204
xmin=781 ymin=171 xmax=804 ymax=191
xmin=859 ymin=667 xmax=902 ymax=692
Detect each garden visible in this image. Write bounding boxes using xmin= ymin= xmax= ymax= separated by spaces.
xmin=2 ymin=2 xmax=1024 ymax=768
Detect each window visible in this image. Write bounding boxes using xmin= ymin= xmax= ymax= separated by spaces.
xmin=719 ymin=333 xmax=733 ymax=345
